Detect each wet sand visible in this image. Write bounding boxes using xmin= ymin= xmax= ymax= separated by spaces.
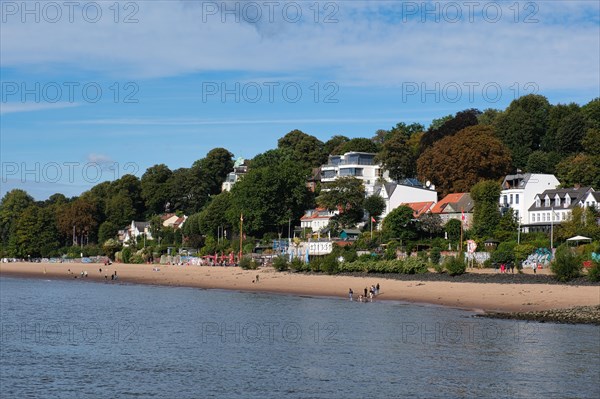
xmin=1 ymin=262 xmax=598 ymax=313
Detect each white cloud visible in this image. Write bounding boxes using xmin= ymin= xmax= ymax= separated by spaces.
xmin=0 ymin=102 xmax=80 ymax=115
xmin=1 ymin=1 xmax=598 ymax=91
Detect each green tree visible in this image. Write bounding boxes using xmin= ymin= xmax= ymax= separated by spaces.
xmin=445 ymin=219 xmax=462 ymax=241
xmin=471 ymin=180 xmax=502 ymax=238
xmin=278 ymin=130 xmax=327 ymax=170
xmin=332 ymin=137 xmax=379 ymax=155
xmin=229 ymin=160 xmax=313 ymax=236
xmin=324 ymin=135 xmax=349 ymax=155
xmin=581 ymin=98 xmax=600 ymax=129
xmin=13 ymin=205 xmax=60 ymax=257
xmin=382 ymin=205 xmax=418 ymax=242
xmin=111 ymin=174 xmax=145 ymax=219
xmin=196 ymin=148 xmax=234 ymax=196
xmin=317 ymin=177 xmax=365 ymax=228
xmin=495 ymin=208 xmax=518 ymax=242
xmin=477 ymin=108 xmax=502 ymax=126
xmin=556 ymin=154 xmax=600 ymax=188
xmin=495 ymin=94 xmax=551 ymax=168
xmin=377 ymin=130 xmax=416 ymax=180
xmin=98 ymin=221 xmax=119 ymax=243
xmin=198 ymin=192 xmax=232 ymax=238
xmin=141 ymin=164 xmax=173 ymax=216
xmin=418 ymin=213 xmax=443 ymax=238
xmin=428 ymin=114 xmax=453 ymax=131
xmin=363 ymin=195 xmax=386 ymax=224
xmin=416 ymin=125 xmax=512 ymax=196
xmin=0 ymin=189 xmax=34 ymax=254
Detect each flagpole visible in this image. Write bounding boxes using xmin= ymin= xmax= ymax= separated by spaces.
xmin=239 ymin=213 xmax=243 ymax=263
xmin=460 ymin=208 xmax=464 ymax=255
xmin=370 ymin=215 xmax=373 ymax=240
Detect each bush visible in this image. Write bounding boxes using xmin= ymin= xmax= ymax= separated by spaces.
xmin=289 ymin=258 xmax=306 ymax=272
xmin=239 ymin=256 xmax=258 ymax=270
xmin=444 ymin=256 xmax=466 ymax=276
xmin=587 ymin=260 xmax=600 ymax=282
xmin=551 ymin=245 xmax=583 ymax=282
xmin=321 ymin=255 xmax=340 ymax=275
xmin=272 ymin=256 xmax=289 ymax=272
xmin=121 ymin=247 xmax=132 ymax=263
xmin=430 ymin=247 xmax=442 ymax=265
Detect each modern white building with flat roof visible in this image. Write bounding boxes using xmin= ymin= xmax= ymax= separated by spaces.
xmin=320 ymin=152 xmax=391 ymax=196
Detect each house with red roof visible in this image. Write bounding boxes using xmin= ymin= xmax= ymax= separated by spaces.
xmin=300 ymin=208 xmax=336 ymax=233
xmin=430 ymin=193 xmax=474 ymax=227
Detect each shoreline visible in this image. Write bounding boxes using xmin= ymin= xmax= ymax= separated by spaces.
xmin=1 ymin=262 xmax=599 ymax=314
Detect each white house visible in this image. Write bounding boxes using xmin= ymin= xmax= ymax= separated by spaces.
xmin=119 ymin=221 xmax=153 ymax=245
xmin=527 ymin=187 xmax=595 ymax=232
xmin=300 ymin=208 xmax=336 ymax=232
xmin=500 ymin=173 xmax=560 ymax=226
xmin=320 ymin=152 xmax=391 ymax=196
xmin=161 ymin=213 xmax=187 ymax=229
xmin=581 ymin=191 xmax=600 ymax=211
xmin=221 ymin=157 xmax=248 ymax=192
xmin=375 ymin=179 xmax=438 ymax=219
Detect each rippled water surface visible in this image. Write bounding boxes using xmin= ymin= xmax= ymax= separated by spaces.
xmin=1 ymin=277 xmax=598 ymax=398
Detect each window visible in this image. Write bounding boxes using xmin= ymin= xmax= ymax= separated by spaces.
xmin=545 ymin=197 xmax=550 ymax=207
xmin=535 ymin=198 xmax=541 ymax=207
xmin=503 ymin=195 xmax=508 ymax=206
xmin=562 ymin=212 xmax=566 ymax=221
xmin=555 ymin=197 xmax=561 ymax=207
xmin=542 ymin=213 xmax=546 ymax=222
xmin=565 ymin=195 xmax=571 ymax=206
xmin=509 ymin=194 xmax=513 ymax=204
xmin=547 ymin=212 xmax=550 ymax=221
xmin=515 ymin=194 xmax=519 ymax=204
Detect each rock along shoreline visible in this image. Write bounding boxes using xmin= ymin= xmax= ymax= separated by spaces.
xmin=479 ymin=305 xmax=600 ymax=325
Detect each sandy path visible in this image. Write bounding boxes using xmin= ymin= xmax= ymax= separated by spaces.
xmin=1 ymin=262 xmax=598 ymax=313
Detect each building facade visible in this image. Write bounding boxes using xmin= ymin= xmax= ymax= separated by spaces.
xmin=320 ymin=152 xmax=391 ymax=196
xmin=500 ymin=173 xmax=560 ymax=226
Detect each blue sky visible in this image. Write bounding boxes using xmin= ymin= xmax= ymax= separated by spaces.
xmin=1 ymin=0 xmax=599 ymax=199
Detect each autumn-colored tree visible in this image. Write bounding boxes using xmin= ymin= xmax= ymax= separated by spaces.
xmin=57 ymin=197 xmax=100 ymax=246
xmin=419 ymin=109 xmax=480 ymax=153
xmin=416 ymin=125 xmax=512 ymax=197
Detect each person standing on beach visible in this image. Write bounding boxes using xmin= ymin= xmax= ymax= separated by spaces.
xmin=376 ymin=283 xmax=380 ymax=295
xmin=364 ymin=287 xmax=368 ymax=298
xmin=256 ymin=275 xmax=259 ymax=283
xmin=349 ymin=288 xmax=353 ymax=301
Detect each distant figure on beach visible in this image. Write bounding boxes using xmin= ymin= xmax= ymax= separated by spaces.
xmin=364 ymin=287 xmax=368 ymax=297
xmin=510 ymin=263 xmax=515 ymax=274
xmin=349 ymin=288 xmax=353 ymax=301
xmin=255 ymin=275 xmax=259 ymax=283
xmin=99 ymin=268 xmax=102 ymax=273
xmin=368 ymin=291 xmax=374 ymax=302
xmin=111 ymin=274 xmax=114 ymax=281
xmin=533 ymin=264 xmax=537 ymax=274
xmin=376 ymin=283 xmax=380 ymax=295
xmin=105 ymin=275 xmax=108 ymax=280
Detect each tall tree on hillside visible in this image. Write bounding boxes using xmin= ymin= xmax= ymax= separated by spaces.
xmin=470 ymin=180 xmax=502 ymax=238
xmin=317 ymin=177 xmax=365 ymax=228
xmin=582 ymin=98 xmax=600 ymax=129
xmin=141 ymin=164 xmax=173 ymax=216
xmin=111 ymin=174 xmax=145 ymax=219
xmin=416 ymin=125 xmax=512 ymax=197
xmin=228 ymin=160 xmax=313 ymax=236
xmin=324 ymin=135 xmax=349 ymax=155
xmin=196 ymin=148 xmax=234 ymax=196
xmin=495 ymin=94 xmax=551 ymax=168
xmin=377 ymin=130 xmax=416 ymax=180
xmin=363 ymin=195 xmax=386 ymax=223
xmin=278 ymin=130 xmax=327 ymax=170
xmin=332 ymin=137 xmax=379 ymax=155
xmin=13 ymin=205 xmax=60 ymax=257
xmin=419 ymin=109 xmax=480 ymax=153
xmin=57 ymin=196 xmax=99 ymax=246
xmin=477 ymin=108 xmax=502 ymax=126
xmin=198 ymin=191 xmax=233 ymax=239
xmin=0 ymin=189 xmax=34 ymax=253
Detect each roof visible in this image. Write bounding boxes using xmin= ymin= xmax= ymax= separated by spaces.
xmin=301 ymin=208 xmax=335 ymax=221
xmin=431 ymin=193 xmax=473 ymax=214
xmin=401 ymin=202 xmax=435 ymax=218
xmin=528 ymin=187 xmax=594 ymax=211
xmin=133 ymin=221 xmax=150 ymax=230
xmin=341 ymin=229 xmax=361 ymax=235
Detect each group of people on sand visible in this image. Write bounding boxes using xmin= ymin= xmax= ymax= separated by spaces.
xmin=67 ymin=268 xmax=118 ymax=281
xmin=348 ymin=283 xmax=380 ymax=302
xmin=496 ymin=262 xmax=515 ymax=274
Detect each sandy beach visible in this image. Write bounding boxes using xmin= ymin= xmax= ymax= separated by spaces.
xmin=1 ymin=261 xmax=598 ymax=313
